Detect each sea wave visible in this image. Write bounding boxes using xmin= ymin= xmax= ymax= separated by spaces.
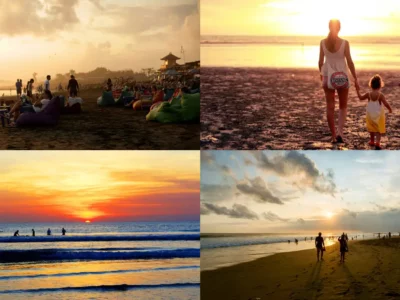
xmin=0 ymin=248 xmax=200 ymax=262
xmin=0 ymin=265 xmax=200 ymax=281
xmin=0 ymin=234 xmax=199 ymax=243
xmin=0 ymin=282 xmax=200 ymax=294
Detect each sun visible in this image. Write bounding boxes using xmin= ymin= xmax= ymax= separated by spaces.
xmin=325 ymin=212 xmax=334 ymax=219
xmin=85 ymin=220 xmax=91 ymax=223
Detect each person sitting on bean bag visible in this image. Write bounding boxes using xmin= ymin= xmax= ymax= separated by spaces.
xmin=133 ymin=85 xmax=164 ymax=110
xmin=7 ymin=90 xmax=53 ymax=126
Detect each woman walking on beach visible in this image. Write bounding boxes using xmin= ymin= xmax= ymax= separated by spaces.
xmin=319 ymin=19 xmax=359 ymax=143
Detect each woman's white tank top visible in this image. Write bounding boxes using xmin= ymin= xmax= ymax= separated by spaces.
xmin=321 ymin=39 xmax=349 ymax=76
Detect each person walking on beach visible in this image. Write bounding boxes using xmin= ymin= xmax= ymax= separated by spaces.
xmin=27 ymin=79 xmax=34 ymax=98
xmin=16 ymin=79 xmax=22 ymax=97
xmin=338 ymin=233 xmax=348 ymax=263
xmin=68 ymin=75 xmax=79 ymax=97
xmin=47 ymin=228 xmax=52 ymax=236
xmin=319 ymin=19 xmax=359 ymax=144
xmin=62 ymin=228 xmax=66 ymax=235
xmin=44 ymin=75 xmax=51 ymax=91
xmin=356 ymin=74 xmax=392 ymax=150
xmin=32 ymin=229 xmax=35 ymax=236
xmin=14 ymin=230 xmax=19 ymax=237
xmin=315 ymin=232 xmax=325 ymax=261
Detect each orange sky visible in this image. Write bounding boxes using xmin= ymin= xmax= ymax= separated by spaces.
xmin=201 ymin=0 xmax=400 ymax=36
xmin=0 ymin=151 xmax=199 ymax=222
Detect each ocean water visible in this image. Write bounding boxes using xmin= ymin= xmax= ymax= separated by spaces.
xmin=201 ymin=232 xmax=376 ymax=271
xmin=201 ymin=35 xmax=400 ymax=69
xmin=0 ymin=222 xmax=200 ymax=299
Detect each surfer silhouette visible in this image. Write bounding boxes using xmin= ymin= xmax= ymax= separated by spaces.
xmin=32 ymin=229 xmax=35 ymax=236
xmin=47 ymin=228 xmax=51 ymax=236
xmin=62 ymin=228 xmax=66 ymax=236
xmin=14 ymin=230 xmax=19 ymax=237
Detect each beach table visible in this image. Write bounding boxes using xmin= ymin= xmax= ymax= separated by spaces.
xmin=0 ymin=106 xmax=11 ymax=127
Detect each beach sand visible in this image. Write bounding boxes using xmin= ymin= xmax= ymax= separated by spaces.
xmin=201 ymin=238 xmax=400 ymax=300
xmin=201 ymin=68 xmax=400 ymax=150
xmin=0 ymin=88 xmax=199 ymax=150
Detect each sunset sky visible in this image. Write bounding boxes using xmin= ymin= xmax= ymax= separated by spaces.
xmin=0 ymin=151 xmax=199 ymax=223
xmin=201 ymin=0 xmax=400 ymax=36
xmin=0 ymin=0 xmax=199 ymax=84
xmin=201 ymin=151 xmax=400 ymax=233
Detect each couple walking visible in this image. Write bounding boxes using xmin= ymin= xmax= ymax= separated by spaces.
xmin=315 ymin=232 xmax=349 ymax=263
xmin=319 ymin=19 xmax=392 ymax=149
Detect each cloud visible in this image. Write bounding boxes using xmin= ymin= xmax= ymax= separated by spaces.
xmin=88 ymin=0 xmax=104 ymax=11
xmin=262 ymin=211 xmax=289 ymax=222
xmin=0 ymin=0 xmax=80 ymax=36
xmin=342 ymin=209 xmax=357 ymax=218
xmin=250 ymin=151 xmax=336 ymax=196
xmin=236 ymin=176 xmax=283 ymax=204
xmin=297 ymin=218 xmax=306 ymax=224
xmin=201 ymin=183 xmax=236 ymax=202
xmin=201 ymin=203 xmax=259 ymax=220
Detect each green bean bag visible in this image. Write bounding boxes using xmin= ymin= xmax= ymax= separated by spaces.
xmin=181 ymin=93 xmax=200 ymax=122
xmin=146 ymin=102 xmax=183 ymax=123
xmin=97 ymin=91 xmax=115 ymax=106
xmin=115 ymin=91 xmax=133 ymax=106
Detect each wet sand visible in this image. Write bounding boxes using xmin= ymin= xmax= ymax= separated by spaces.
xmin=201 ymin=238 xmax=400 ymax=300
xmin=201 ymin=68 xmax=400 ymax=150
xmin=0 ymin=88 xmax=199 ymax=150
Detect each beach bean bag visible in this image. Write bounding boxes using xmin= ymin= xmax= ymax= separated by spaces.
xmin=146 ymin=102 xmax=183 ymax=123
xmin=181 ymin=93 xmax=200 ymax=122
xmin=169 ymin=96 xmax=181 ymax=107
xmin=97 ymin=91 xmax=115 ymax=106
xmin=133 ymin=99 xmax=152 ymax=111
xmin=62 ymin=103 xmax=82 ymax=114
xmin=115 ymin=91 xmax=133 ymax=106
xmin=16 ymin=96 xmax=61 ymax=127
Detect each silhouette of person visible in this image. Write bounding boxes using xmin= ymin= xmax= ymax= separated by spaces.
xmin=47 ymin=228 xmax=51 ymax=236
xmin=295 ymin=239 xmax=298 ymax=245
xmin=14 ymin=230 xmax=19 ymax=237
xmin=315 ymin=232 xmax=325 ymax=261
xmin=288 ymin=240 xmax=291 ymax=244
xmin=389 ymin=232 xmax=391 ymax=238
xmin=338 ymin=232 xmax=348 ymax=263
xmin=32 ymin=229 xmax=35 ymax=236
xmin=62 ymin=228 xmax=66 ymax=236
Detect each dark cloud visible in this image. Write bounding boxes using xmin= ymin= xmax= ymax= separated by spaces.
xmin=262 ymin=211 xmax=289 ymax=222
xmin=250 ymin=151 xmax=336 ymax=196
xmin=0 ymin=0 xmax=80 ymax=36
xmin=201 ymin=203 xmax=259 ymax=220
xmin=236 ymin=176 xmax=283 ymax=204
xmin=200 ymin=183 xmax=236 ymax=202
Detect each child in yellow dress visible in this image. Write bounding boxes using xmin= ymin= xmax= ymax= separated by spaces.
xmin=356 ymin=75 xmax=392 ymax=150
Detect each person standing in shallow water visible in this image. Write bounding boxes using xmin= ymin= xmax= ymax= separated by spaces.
xmin=319 ymin=19 xmax=359 ymax=144
xmin=47 ymin=228 xmax=51 ymax=236
xmin=315 ymin=232 xmax=325 ymax=261
xmin=32 ymin=229 xmax=35 ymax=236
xmin=62 ymin=228 xmax=66 ymax=236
